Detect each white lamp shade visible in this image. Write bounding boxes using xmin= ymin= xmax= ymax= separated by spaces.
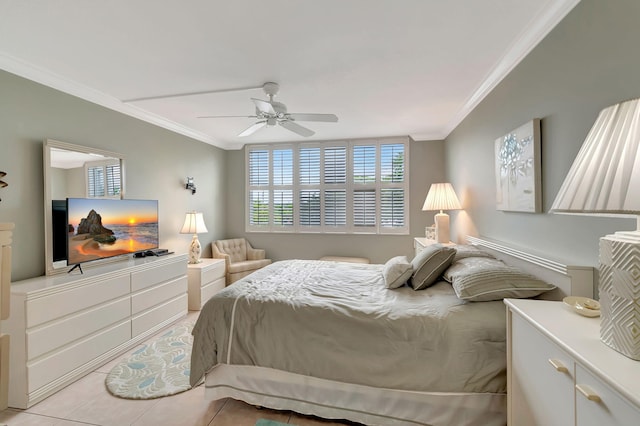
xmin=551 ymin=98 xmax=640 ymax=215
xmin=422 ymin=183 xmax=462 ymax=211
xmin=180 ymin=212 xmax=208 ymax=234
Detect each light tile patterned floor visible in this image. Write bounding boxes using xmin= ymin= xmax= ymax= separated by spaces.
xmin=0 ymin=312 xmax=357 ymax=426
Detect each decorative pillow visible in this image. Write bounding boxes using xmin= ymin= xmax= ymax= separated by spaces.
xmin=382 ymin=256 xmax=413 ymax=289
xmin=444 ymin=257 xmax=556 ymax=301
xmin=453 ymin=244 xmax=495 ymax=261
xmin=410 ymin=244 xmax=456 ymax=290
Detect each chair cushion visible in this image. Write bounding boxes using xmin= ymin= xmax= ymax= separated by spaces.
xmin=215 ymin=238 xmax=248 ymax=263
xmin=228 ymin=259 xmax=272 ymax=274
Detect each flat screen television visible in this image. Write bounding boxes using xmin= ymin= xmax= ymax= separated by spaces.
xmin=52 ymin=199 xmax=68 ymax=263
xmin=66 ymin=198 xmax=159 ymax=267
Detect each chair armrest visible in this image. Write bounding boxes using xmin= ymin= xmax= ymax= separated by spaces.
xmin=245 ymin=241 xmax=266 ymax=260
xmin=247 ymin=248 xmax=265 ymax=260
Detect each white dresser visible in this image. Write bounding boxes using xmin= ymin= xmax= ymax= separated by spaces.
xmin=0 ymin=223 xmax=14 ymax=411
xmin=506 ymin=298 xmax=640 ymax=426
xmin=2 ymin=253 xmax=188 ymax=409
xmin=187 ymin=258 xmax=225 ymax=310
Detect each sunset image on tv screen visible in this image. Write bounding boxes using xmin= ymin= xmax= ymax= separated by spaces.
xmin=67 ymin=198 xmax=159 ymax=265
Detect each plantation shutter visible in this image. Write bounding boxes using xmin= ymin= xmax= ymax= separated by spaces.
xmin=379 ymin=143 xmax=406 ymax=232
xmin=324 ymin=190 xmax=346 ymax=226
xmin=273 ymin=149 xmax=293 ymax=227
xmin=353 ymin=145 xmax=376 ymax=184
xmin=324 ymin=147 xmax=347 ymax=228
xmin=324 ymin=147 xmax=346 ymax=184
xmin=249 ymin=150 xmax=269 ymax=227
xmin=105 ymin=164 xmax=121 ymax=196
xmin=87 ymin=166 xmax=105 ymax=197
xmin=353 ymin=190 xmax=376 ymax=227
xmin=299 ymin=190 xmax=321 ymax=226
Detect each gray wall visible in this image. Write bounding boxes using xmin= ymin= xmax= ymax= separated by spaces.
xmin=225 ymin=139 xmax=446 ymax=264
xmin=445 ymin=0 xmax=640 ymax=268
xmin=0 ymin=70 xmax=227 ymax=281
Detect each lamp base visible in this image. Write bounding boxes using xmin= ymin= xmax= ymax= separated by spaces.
xmin=188 ymin=234 xmax=202 ymax=264
xmin=434 ymin=212 xmax=450 ymax=244
xmin=599 ymin=231 xmax=640 ymax=360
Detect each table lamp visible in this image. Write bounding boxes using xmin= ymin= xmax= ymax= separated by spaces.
xmin=422 ymin=183 xmax=461 ymax=244
xmin=180 ymin=211 xmax=208 ymax=264
xmin=551 ymin=97 xmax=640 ymax=360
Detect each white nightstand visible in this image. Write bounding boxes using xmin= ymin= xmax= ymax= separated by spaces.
xmin=413 ymin=237 xmax=454 ymax=257
xmin=187 ymin=258 xmax=226 ymax=310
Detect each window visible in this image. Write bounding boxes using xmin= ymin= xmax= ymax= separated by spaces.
xmin=246 ymin=137 xmax=409 ymax=234
xmin=86 ymin=160 xmax=121 ymax=198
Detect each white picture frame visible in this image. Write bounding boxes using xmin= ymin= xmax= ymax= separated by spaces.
xmin=495 ymin=119 xmax=541 ymax=213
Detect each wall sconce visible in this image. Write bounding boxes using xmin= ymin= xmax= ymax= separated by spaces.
xmin=185 ymin=177 xmax=196 ymax=194
xmin=0 ymin=171 xmax=6 ymax=203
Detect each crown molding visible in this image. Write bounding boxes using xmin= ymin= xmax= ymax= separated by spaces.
xmin=442 ymin=0 xmax=582 ymax=139
xmin=0 ymin=52 xmax=232 ymax=150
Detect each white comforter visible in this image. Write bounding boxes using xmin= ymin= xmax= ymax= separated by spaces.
xmin=190 ymin=259 xmax=506 ymax=393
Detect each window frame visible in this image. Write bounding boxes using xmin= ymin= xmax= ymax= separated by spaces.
xmin=245 ymin=137 xmax=410 ymax=235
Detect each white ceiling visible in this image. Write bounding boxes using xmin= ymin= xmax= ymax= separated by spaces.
xmin=0 ymin=0 xmax=580 ymax=150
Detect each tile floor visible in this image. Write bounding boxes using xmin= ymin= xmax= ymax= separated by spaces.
xmin=0 ymin=312 xmax=358 ymax=426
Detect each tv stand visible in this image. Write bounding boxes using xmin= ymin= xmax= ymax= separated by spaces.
xmin=67 ymin=263 xmax=83 ymax=274
xmin=3 ymin=253 xmax=188 ymax=409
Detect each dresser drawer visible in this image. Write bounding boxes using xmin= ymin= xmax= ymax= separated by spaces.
xmin=27 ymin=296 xmax=130 ymax=360
xmin=202 ymin=261 xmax=225 ymax=284
xmin=201 ymin=277 xmax=225 ymax=308
xmin=575 ymin=364 xmax=640 ymax=426
xmin=131 ymin=294 xmax=187 ymax=337
xmin=131 ymin=259 xmax=186 ymax=292
xmin=26 ymin=274 xmax=129 ymax=328
xmin=27 ymin=320 xmax=130 ymax=391
xmin=511 ymin=312 xmax=575 ymax=426
xmin=131 ymin=276 xmax=187 ymax=316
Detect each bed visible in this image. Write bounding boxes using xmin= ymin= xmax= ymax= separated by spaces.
xmin=190 ymin=237 xmax=593 ymax=426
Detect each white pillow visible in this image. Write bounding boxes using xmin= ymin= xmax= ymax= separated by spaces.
xmin=382 ymin=256 xmax=413 ymax=289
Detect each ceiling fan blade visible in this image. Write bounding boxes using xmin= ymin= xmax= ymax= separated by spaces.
xmin=288 ymin=113 xmax=338 ymax=123
xmin=279 ymin=120 xmax=315 ymax=137
xmin=197 ymin=115 xmax=257 ymax=119
xmin=238 ymin=121 xmax=267 ymax=137
xmin=251 ymin=98 xmax=276 ymax=115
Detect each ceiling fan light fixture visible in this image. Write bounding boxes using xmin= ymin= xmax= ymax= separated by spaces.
xmin=200 ymin=81 xmax=338 ymax=138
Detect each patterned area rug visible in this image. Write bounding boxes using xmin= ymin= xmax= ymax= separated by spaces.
xmin=106 ymin=321 xmax=197 ymax=399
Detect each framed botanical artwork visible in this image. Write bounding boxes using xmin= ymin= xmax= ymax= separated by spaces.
xmin=494 ymin=119 xmax=541 ymax=213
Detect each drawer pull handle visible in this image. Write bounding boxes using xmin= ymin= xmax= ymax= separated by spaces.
xmin=548 ymin=358 xmax=569 ymax=373
xmin=576 ymin=384 xmax=601 ymax=402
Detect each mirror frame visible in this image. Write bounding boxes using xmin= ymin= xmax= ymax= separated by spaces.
xmin=43 ymin=139 xmax=126 ymax=275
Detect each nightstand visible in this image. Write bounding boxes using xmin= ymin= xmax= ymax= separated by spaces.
xmin=413 ymin=237 xmax=454 ymax=257
xmin=187 ymin=258 xmax=226 ymax=310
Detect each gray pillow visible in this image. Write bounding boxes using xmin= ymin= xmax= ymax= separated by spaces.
xmin=382 ymin=256 xmax=413 ymax=289
xmin=453 ymin=244 xmax=495 ymax=261
xmin=410 ymin=244 xmax=456 ymax=290
xmin=443 ymin=257 xmax=556 ymax=301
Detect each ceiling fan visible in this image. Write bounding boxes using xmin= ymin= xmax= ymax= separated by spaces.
xmin=198 ymin=82 xmax=338 ymax=137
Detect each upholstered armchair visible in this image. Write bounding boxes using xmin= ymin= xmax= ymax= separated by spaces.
xmin=212 ymin=238 xmax=271 ymax=285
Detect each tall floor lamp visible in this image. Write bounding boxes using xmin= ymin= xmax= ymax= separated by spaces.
xmin=551 ymin=97 xmax=640 ymax=360
xmin=422 ymin=183 xmax=461 ymax=244
xmin=180 ymin=212 xmax=208 ymax=264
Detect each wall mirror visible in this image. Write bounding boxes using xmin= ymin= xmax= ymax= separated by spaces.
xmin=43 ymin=139 xmax=126 ymax=275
